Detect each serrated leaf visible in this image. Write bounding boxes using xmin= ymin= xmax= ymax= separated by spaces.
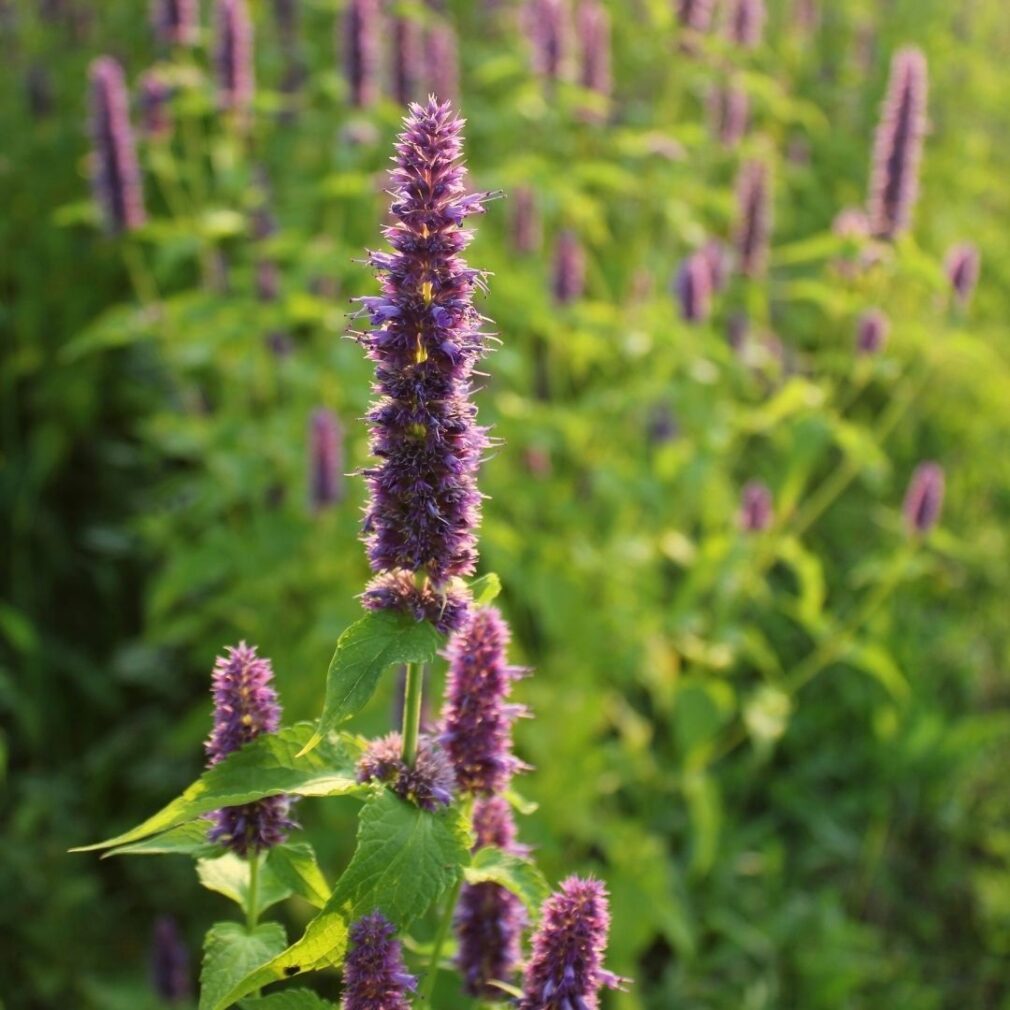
xmin=104 ymin=820 xmax=222 ymax=859
xmin=470 ymin=572 xmax=502 ymax=606
xmin=73 ymin=725 xmax=362 ymax=852
xmin=200 ymin=922 xmax=287 ymax=1010
xmin=197 ymin=853 xmax=294 ymax=917
xmin=212 ymin=792 xmax=471 ymax=1009
xmin=464 ymin=847 xmax=550 ymax=916
xmin=298 ymin=612 xmax=443 ymax=757
xmin=240 ymin=991 xmax=337 ymax=1010
xmin=267 ymin=843 xmax=330 ymax=909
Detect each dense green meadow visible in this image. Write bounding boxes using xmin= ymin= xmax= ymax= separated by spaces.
xmin=3 ymin=0 xmax=1010 ymax=1007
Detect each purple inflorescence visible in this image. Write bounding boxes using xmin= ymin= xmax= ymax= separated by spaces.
xmin=524 ymin=0 xmax=572 ymax=81
xmin=341 ymin=912 xmax=417 ymax=1010
xmin=441 ymin=607 xmax=529 ymax=796
xmin=426 ymin=23 xmax=461 ymax=106
xmin=205 ymin=642 xmax=296 ymax=855
xmin=214 ymin=0 xmax=255 ymax=117
xmin=512 ymin=186 xmax=541 ymax=255
xmin=356 ymin=732 xmax=456 ymax=810
xmin=362 ymin=569 xmax=471 ymax=634
xmin=139 ymin=70 xmax=173 ymax=141
xmin=152 ymin=0 xmax=198 ymax=47
xmin=708 ymin=81 xmax=749 ymax=147
xmin=856 ymin=308 xmax=889 ymax=355
xmin=344 ymin=0 xmax=381 ymax=108
xmin=700 ymin=239 xmax=731 ymax=291
xmin=355 ymin=99 xmax=493 ymax=626
xmin=945 ymin=242 xmax=980 ymax=309
xmin=739 ymin=480 xmax=773 ymax=532
xmin=675 ymin=252 xmax=713 ymax=323
xmin=903 ymin=461 xmax=944 ymax=536
xmin=519 ymin=876 xmax=625 ymax=1010
xmin=88 ymin=57 xmax=146 ymax=235
xmin=575 ymin=0 xmax=611 ymax=104
xmin=391 ymin=16 xmax=422 ymax=106
xmin=868 ymin=47 xmax=928 ymax=240
xmin=734 ymin=159 xmax=772 ymax=278
xmin=676 ymin=0 xmax=715 ymax=31
xmin=456 ymin=796 xmax=528 ymax=997
xmin=309 ymin=407 xmax=344 ymax=510
xmin=552 ymin=230 xmax=586 ymax=304
xmin=150 ymin=916 xmax=192 ymax=1003
xmin=724 ymin=0 xmax=765 ymax=49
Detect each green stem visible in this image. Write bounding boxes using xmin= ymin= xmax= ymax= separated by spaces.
xmin=401 ymin=662 xmax=424 ymax=767
xmin=417 ymin=877 xmax=463 ymax=1007
xmin=247 ymin=850 xmax=261 ymax=933
xmin=121 ymin=240 xmax=159 ymax=308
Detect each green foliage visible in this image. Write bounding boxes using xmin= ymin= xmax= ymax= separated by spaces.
xmin=464 ymin=847 xmax=552 ymax=917
xmin=200 ymin=923 xmax=288 ymax=1010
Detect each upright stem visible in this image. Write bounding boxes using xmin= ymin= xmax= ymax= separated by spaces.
xmin=417 ymin=875 xmax=463 ymax=1007
xmin=401 ymin=661 xmax=424 ymax=766
xmin=246 ymin=850 xmax=261 ymax=933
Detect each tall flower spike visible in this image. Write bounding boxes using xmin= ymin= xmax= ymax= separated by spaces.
xmin=903 ymin=461 xmax=944 ymax=536
xmin=945 ymin=242 xmax=980 ymax=310
xmin=519 ymin=876 xmax=626 ymax=1010
xmin=391 ymin=16 xmax=422 ymax=106
xmin=456 ymin=797 xmax=528 ymax=997
xmin=724 ymin=0 xmax=765 ymax=49
xmin=512 ymin=186 xmax=541 ymax=255
xmin=675 ymin=252 xmax=713 ymax=323
xmin=426 ymin=23 xmax=461 ymax=106
xmin=856 ymin=308 xmax=889 ymax=355
xmin=524 ymin=0 xmax=573 ymax=81
xmin=205 ymin=642 xmax=296 ymax=854
xmin=152 ymin=0 xmax=198 ymax=47
xmin=357 ymin=731 xmax=456 ymax=810
xmin=739 ymin=480 xmax=773 ymax=532
xmin=357 ymin=99 xmax=493 ymax=628
xmin=441 ymin=606 xmax=529 ymax=796
xmin=576 ymin=0 xmax=611 ymax=107
xmin=676 ymin=0 xmax=715 ymax=31
xmin=867 ymin=47 xmax=928 ymax=240
xmin=734 ymin=159 xmax=772 ymax=278
xmin=708 ymin=81 xmax=749 ymax=147
xmin=88 ymin=57 xmax=146 ymax=236
xmin=344 ymin=0 xmax=381 ymax=108
xmin=308 ymin=408 xmax=344 ymax=510
xmin=341 ymin=913 xmax=417 ymax=1010
xmin=552 ymin=229 xmax=586 ymax=304
xmin=139 ymin=70 xmax=173 ymax=141
xmin=150 ymin=916 xmax=192 ymax=1003
xmin=214 ymin=0 xmax=255 ymax=118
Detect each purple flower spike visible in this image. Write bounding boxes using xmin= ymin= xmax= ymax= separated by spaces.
xmin=512 ymin=186 xmax=542 ymax=255
xmin=88 ymin=57 xmax=146 ymax=235
xmin=205 ymin=642 xmax=296 ymax=855
xmin=524 ymin=0 xmax=573 ymax=81
xmin=856 ymin=308 xmax=889 ymax=355
xmin=150 ymin=916 xmax=191 ymax=1003
xmin=552 ymin=230 xmax=586 ymax=304
xmin=152 ymin=0 xmax=198 ymax=47
xmin=357 ymin=732 xmax=456 ymax=810
xmin=739 ymin=480 xmax=773 ymax=532
xmin=456 ymin=797 xmax=527 ymax=997
xmin=868 ymin=47 xmax=928 ymax=240
xmin=734 ymin=159 xmax=772 ymax=278
xmin=214 ymin=0 xmax=255 ymax=118
xmin=356 ymin=99 xmax=493 ymax=612
xmin=576 ymin=0 xmax=611 ymax=105
xmin=903 ymin=461 xmax=944 ymax=536
xmin=344 ymin=0 xmax=381 ymax=108
xmin=519 ymin=877 xmax=627 ymax=1010
xmin=426 ymin=23 xmax=461 ymax=106
xmin=676 ymin=0 xmax=715 ymax=32
xmin=700 ymin=239 xmax=731 ymax=291
xmin=725 ymin=0 xmax=765 ymax=49
xmin=708 ymin=82 xmax=749 ymax=147
xmin=309 ymin=408 xmax=344 ymax=510
xmin=139 ymin=70 xmax=173 ymax=141
xmin=945 ymin=242 xmax=980 ymax=310
xmin=441 ymin=607 xmax=529 ymax=796
xmin=391 ymin=16 xmax=422 ymax=106
xmin=675 ymin=252 xmax=713 ymax=323
xmin=362 ymin=570 xmax=471 ymax=634
xmin=341 ymin=913 xmax=417 ymax=1010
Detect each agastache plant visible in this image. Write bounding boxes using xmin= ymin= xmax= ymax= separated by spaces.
xmin=724 ymin=0 xmax=765 ymax=49
xmin=903 ymin=462 xmax=944 ymax=536
xmin=152 ymin=0 xmax=198 ymax=47
xmin=945 ymin=242 xmax=980 ymax=310
xmin=575 ymin=0 xmax=611 ymax=108
xmin=676 ymin=0 xmax=714 ymax=32
xmin=675 ymin=251 xmax=713 ymax=323
xmin=856 ymin=308 xmax=889 ymax=355
xmin=343 ymin=0 xmax=381 ymax=108
xmin=341 ymin=913 xmax=417 ymax=1010
xmin=552 ymin=229 xmax=586 ymax=304
xmin=214 ymin=0 xmax=255 ymax=120
xmin=309 ymin=407 xmax=344 ymax=510
xmin=426 ymin=23 xmax=461 ymax=107
xmin=391 ymin=15 xmax=423 ymax=106
xmin=734 ymin=159 xmax=772 ymax=278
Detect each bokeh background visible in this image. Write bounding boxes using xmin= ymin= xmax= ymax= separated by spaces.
xmin=3 ymin=0 xmax=1010 ymax=1007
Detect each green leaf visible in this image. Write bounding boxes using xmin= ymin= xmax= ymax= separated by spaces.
xmin=197 ymin=853 xmax=294 ymax=918
xmin=73 ymin=725 xmax=362 ymax=853
xmin=199 ymin=922 xmax=287 ymax=1010
xmin=846 ymin=642 xmax=911 ymax=702
xmin=267 ymin=843 xmax=330 ymax=909
xmin=469 ymin=572 xmax=503 ymax=607
xmin=103 ymin=821 xmax=222 ymax=859
xmin=298 ymin=612 xmax=443 ymax=757
xmin=240 ymin=991 xmax=337 ymax=1010
xmin=211 ymin=792 xmax=471 ymax=1009
xmin=464 ymin=847 xmax=550 ymax=916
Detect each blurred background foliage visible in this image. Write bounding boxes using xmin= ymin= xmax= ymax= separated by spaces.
xmin=2 ymin=0 xmax=1010 ymax=1007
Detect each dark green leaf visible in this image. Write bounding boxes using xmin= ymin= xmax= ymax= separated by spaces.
xmin=464 ymin=847 xmax=551 ymax=916
xmin=240 ymin=991 xmax=337 ymax=1010
xmin=199 ymin=922 xmax=287 ymax=1010
xmin=103 ymin=821 xmax=222 ymax=860
xmin=267 ymin=843 xmax=330 ymax=909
